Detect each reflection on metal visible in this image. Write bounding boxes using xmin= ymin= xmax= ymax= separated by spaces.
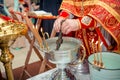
xmin=56 ymin=19 xmax=65 ymax=50
xmin=41 ymin=37 xmax=86 ymax=80
xmin=0 ymin=20 xmax=28 ymax=80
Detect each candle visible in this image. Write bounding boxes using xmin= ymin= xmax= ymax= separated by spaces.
xmin=92 ymin=39 xmax=97 ymax=65
xmin=33 ymin=25 xmax=35 ymax=29
xmin=95 ymin=41 xmax=98 ymax=52
xmin=91 ymin=39 xmax=94 ymax=53
xmin=41 ymin=28 xmax=49 ymax=51
xmin=95 ymin=41 xmax=99 ymax=65
xmin=99 ymin=42 xmax=104 ymax=68
xmin=35 ymin=25 xmax=38 ymax=30
xmin=32 ymin=25 xmax=43 ymax=48
xmin=22 ymin=13 xmax=43 ymax=49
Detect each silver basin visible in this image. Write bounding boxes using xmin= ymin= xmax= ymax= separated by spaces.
xmin=42 ymin=37 xmax=81 ymax=64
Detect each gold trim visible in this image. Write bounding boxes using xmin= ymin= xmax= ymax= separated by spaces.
xmin=82 ymin=29 xmax=91 ymax=55
xmin=88 ymin=13 xmax=119 ymax=46
xmin=96 ymin=1 xmax=120 ymax=23
xmin=62 ymin=0 xmax=120 ymax=22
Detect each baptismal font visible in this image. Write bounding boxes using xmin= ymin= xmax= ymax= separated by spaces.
xmin=0 ymin=15 xmax=28 ymax=80
xmin=40 ymin=36 xmax=86 ymax=80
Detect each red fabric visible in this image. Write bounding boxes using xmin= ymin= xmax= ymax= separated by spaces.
xmin=95 ymin=27 xmax=109 ymax=48
xmin=59 ymin=11 xmax=75 ymax=37
xmin=0 ymin=15 xmax=13 ymax=21
xmin=78 ymin=17 xmax=95 ymax=29
xmin=59 ymin=11 xmax=69 ymax=18
xmin=63 ymin=31 xmax=75 ymax=37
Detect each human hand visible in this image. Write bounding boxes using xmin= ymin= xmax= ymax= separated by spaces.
xmin=61 ymin=19 xmax=80 ymax=34
xmin=53 ymin=16 xmax=65 ymax=32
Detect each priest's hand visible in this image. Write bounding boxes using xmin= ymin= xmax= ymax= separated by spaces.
xmin=53 ymin=17 xmax=80 ymax=34
xmin=53 ymin=17 xmax=65 ymax=32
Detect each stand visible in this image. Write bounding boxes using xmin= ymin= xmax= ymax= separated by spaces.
xmin=0 ymin=18 xmax=27 ymax=80
xmin=9 ymin=11 xmax=56 ymax=79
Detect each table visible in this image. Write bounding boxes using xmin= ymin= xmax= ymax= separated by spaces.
xmin=27 ymin=68 xmax=91 ymax=80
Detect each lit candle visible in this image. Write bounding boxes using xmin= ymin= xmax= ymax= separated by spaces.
xmin=91 ymin=39 xmax=94 ymax=53
xmin=95 ymin=41 xmax=99 ymax=65
xmin=35 ymin=25 xmax=38 ymax=30
xmin=92 ymin=39 xmax=97 ymax=64
xmin=33 ymin=25 xmax=35 ymax=29
xmin=33 ymin=25 xmax=43 ymax=48
xmin=99 ymin=42 xmax=104 ymax=68
xmin=33 ymin=25 xmax=38 ymax=31
xmin=23 ymin=13 xmax=43 ymax=49
xmin=41 ymin=28 xmax=49 ymax=51
xmin=95 ymin=41 xmax=98 ymax=52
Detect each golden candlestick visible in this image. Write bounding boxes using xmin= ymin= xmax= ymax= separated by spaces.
xmin=0 ymin=19 xmax=28 ymax=80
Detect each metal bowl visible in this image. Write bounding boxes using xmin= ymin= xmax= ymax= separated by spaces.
xmin=42 ymin=37 xmax=81 ymax=64
xmin=88 ymin=52 xmax=120 ymax=80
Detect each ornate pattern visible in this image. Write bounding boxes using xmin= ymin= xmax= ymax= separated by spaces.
xmin=76 ymin=28 xmax=99 ymax=56
xmin=60 ymin=0 xmax=120 ymax=52
xmin=89 ymin=4 xmax=120 ymax=49
xmin=81 ymin=16 xmax=92 ymax=26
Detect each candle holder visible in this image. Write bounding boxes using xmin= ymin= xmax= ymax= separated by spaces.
xmin=0 ymin=20 xmax=27 ymax=80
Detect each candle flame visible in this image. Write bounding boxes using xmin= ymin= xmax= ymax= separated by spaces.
xmin=95 ymin=41 xmax=98 ymax=45
xmin=100 ymin=42 xmax=103 ymax=46
xmin=36 ymin=25 xmax=38 ymax=29
xmin=41 ymin=27 xmax=43 ymax=32
xmin=92 ymin=39 xmax=94 ymax=43
xmin=33 ymin=25 xmax=35 ymax=29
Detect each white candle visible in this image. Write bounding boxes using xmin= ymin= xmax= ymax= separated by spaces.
xmin=33 ymin=25 xmax=35 ymax=29
xmin=92 ymin=39 xmax=97 ymax=64
xmin=95 ymin=41 xmax=99 ymax=65
xmin=41 ymin=28 xmax=49 ymax=51
xmin=33 ymin=25 xmax=43 ymax=48
xmin=91 ymin=39 xmax=94 ymax=53
xmin=99 ymin=42 xmax=104 ymax=67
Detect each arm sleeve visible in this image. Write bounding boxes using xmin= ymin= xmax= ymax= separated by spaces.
xmin=59 ymin=10 xmax=74 ymax=19
xmin=59 ymin=11 xmax=69 ymax=18
xmin=78 ymin=16 xmax=95 ymax=29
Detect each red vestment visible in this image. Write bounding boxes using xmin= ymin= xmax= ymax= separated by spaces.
xmin=59 ymin=0 xmax=120 ymax=56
